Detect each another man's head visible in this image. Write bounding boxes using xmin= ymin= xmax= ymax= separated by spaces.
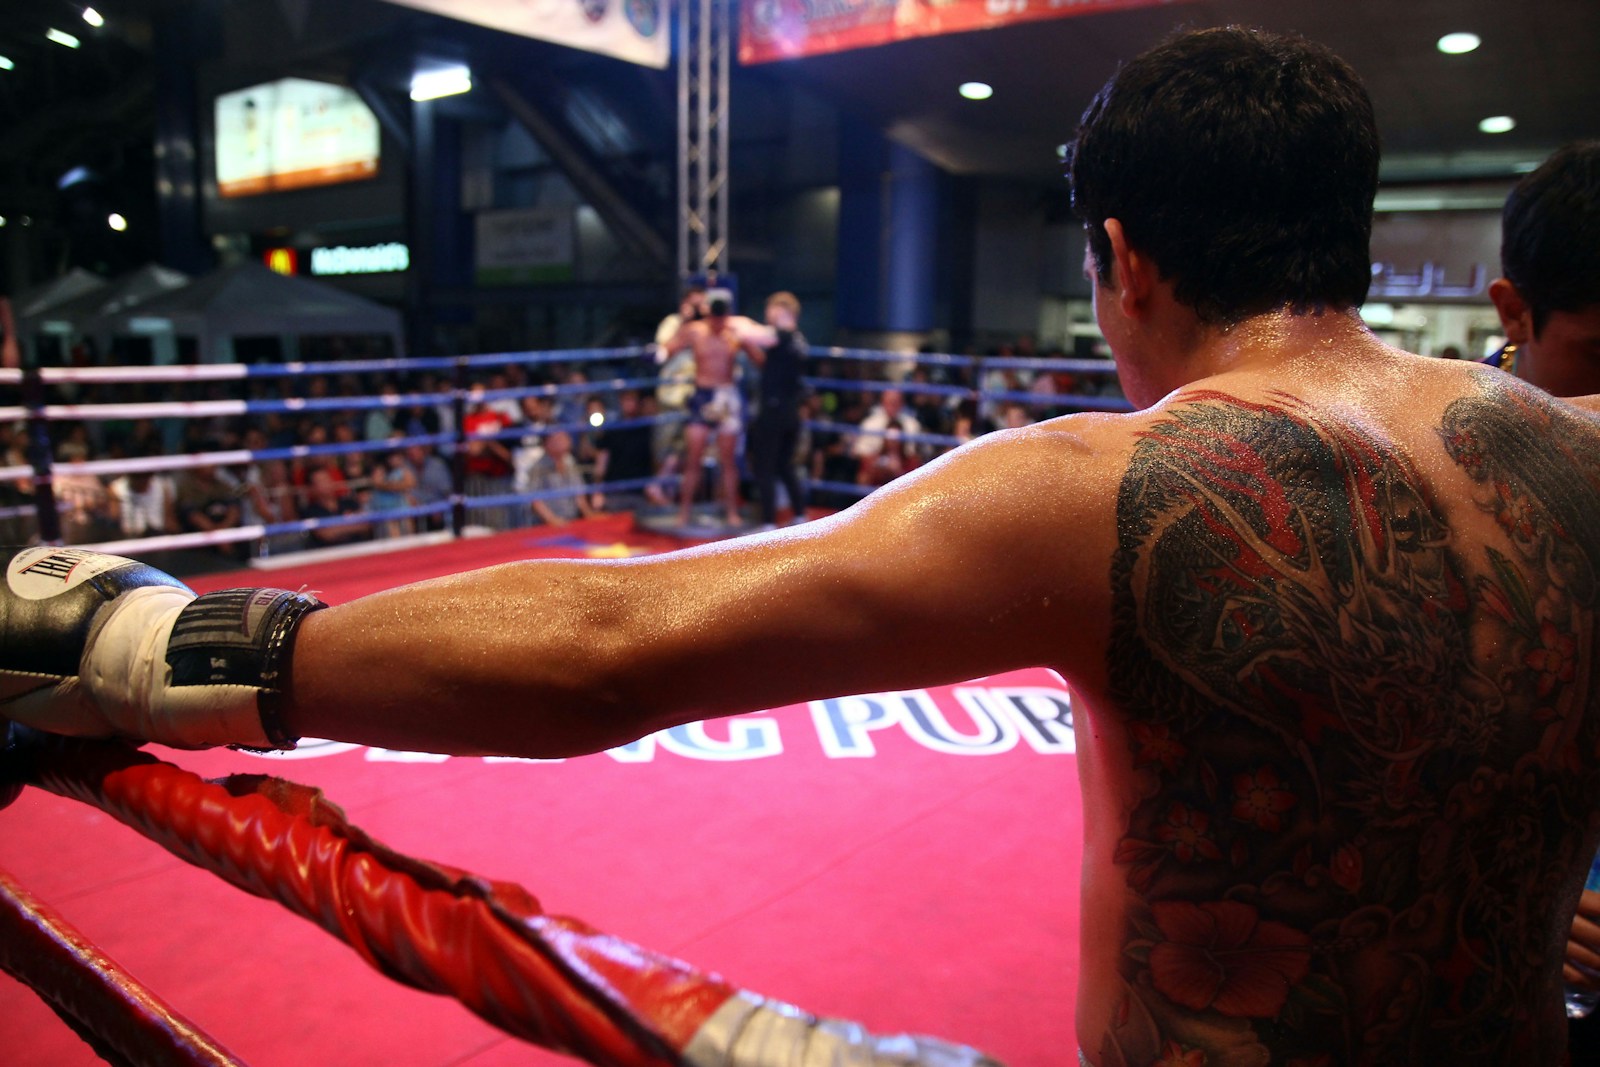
xmin=546 ymin=430 xmax=573 ymax=460
xmin=681 ymin=285 xmax=707 ymax=320
xmin=1066 ymin=27 xmax=1379 ymax=394
xmin=880 ymin=389 xmax=904 ymax=420
xmin=765 ymin=291 xmax=800 ymax=331
xmin=707 ymin=297 xmax=731 ymax=323
xmin=1489 ymin=141 xmax=1600 ymax=397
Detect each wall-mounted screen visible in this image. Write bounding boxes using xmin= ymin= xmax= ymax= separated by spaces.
xmin=214 ymin=78 xmax=380 ymax=198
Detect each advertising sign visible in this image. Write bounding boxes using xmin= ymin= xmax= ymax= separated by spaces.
xmin=476 ymin=207 xmax=577 ymax=285
xmin=740 ymin=0 xmax=1188 ymax=64
xmin=379 ymin=0 xmax=668 ymax=69
xmin=215 ymin=79 xmax=381 ymax=198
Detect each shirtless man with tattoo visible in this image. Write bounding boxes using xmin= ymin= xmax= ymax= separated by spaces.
xmin=664 ymin=297 xmax=765 ymax=526
xmin=5 ymin=27 xmax=1600 ymax=1066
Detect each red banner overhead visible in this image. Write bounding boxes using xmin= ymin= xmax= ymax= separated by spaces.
xmin=740 ymin=0 xmax=1189 ymax=65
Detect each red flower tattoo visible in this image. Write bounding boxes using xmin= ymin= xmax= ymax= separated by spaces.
xmin=1231 ymin=766 xmax=1298 ymax=833
xmin=1525 ymin=620 xmax=1578 ymax=697
xmin=1157 ymin=802 xmax=1223 ymax=864
xmin=1494 ymin=482 xmax=1537 ymax=543
xmin=1150 ymin=1040 xmax=1208 ymax=1067
xmin=1132 ymin=722 xmax=1188 ymax=772
xmin=1148 ymin=899 xmax=1312 ymax=1018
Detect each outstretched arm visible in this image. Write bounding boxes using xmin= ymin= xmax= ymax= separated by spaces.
xmin=283 ymin=424 xmax=1119 ymax=757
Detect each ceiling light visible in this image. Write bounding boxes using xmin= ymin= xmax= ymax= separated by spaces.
xmin=82 ymin=7 xmax=104 ymax=27
xmin=108 ymin=213 xmax=127 ymax=232
xmin=1055 ymin=144 xmax=1068 ymax=159
xmin=1478 ymin=115 xmax=1516 ymax=135
xmin=0 ymin=55 xmax=13 ymax=71
xmin=959 ymin=81 xmax=993 ymax=101
xmin=0 ymin=217 xmax=7 ymax=227
xmin=410 ymin=65 xmax=472 ymax=102
xmin=46 ymin=28 xmax=81 ymax=48
xmin=1436 ymin=32 xmax=1480 ymax=55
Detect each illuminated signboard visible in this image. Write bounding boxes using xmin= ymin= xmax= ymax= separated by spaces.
xmin=215 ymin=78 xmax=380 ymax=198
xmin=309 ymin=242 xmax=410 ymax=276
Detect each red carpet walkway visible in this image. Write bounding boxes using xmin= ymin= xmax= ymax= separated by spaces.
xmin=0 ymin=518 xmax=1083 ymax=1066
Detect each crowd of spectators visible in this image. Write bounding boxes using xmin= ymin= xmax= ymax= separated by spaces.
xmin=0 ymin=333 xmax=1122 ymax=555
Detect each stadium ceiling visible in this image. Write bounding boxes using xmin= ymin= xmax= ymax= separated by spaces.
xmin=747 ymin=0 xmax=1600 ymax=183
xmin=0 ymin=0 xmax=1595 ymax=201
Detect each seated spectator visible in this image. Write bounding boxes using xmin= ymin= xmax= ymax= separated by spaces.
xmin=525 ymin=430 xmax=596 ymax=528
xmin=857 ymin=426 xmax=919 ymax=488
xmin=108 ymin=468 xmax=178 ymax=539
xmin=851 ymin=389 xmax=923 ymax=479
xmin=300 ymin=466 xmax=370 ymax=549
xmin=243 ymin=458 xmax=300 ymax=557
xmin=405 ymin=443 xmax=454 ymax=531
xmin=175 ymin=463 xmax=243 ymax=558
xmin=364 ymin=380 xmax=402 ymax=441
xmin=369 ymin=434 xmax=418 ymax=539
xmin=951 ymin=398 xmax=996 ymax=445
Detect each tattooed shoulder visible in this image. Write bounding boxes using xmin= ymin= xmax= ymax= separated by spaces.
xmin=1101 ymin=382 xmax=1600 ymax=1065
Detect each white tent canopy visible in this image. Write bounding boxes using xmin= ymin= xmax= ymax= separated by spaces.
xmin=24 ymin=264 xmax=192 ymax=355
xmin=93 ymin=261 xmax=405 ymax=364
xmin=11 ymin=267 xmax=106 ymax=319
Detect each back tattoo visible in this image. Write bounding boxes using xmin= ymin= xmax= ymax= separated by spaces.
xmin=1103 ymin=382 xmax=1600 ymax=1065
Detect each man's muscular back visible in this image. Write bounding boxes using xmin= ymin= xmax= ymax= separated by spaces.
xmin=1066 ymin=354 xmax=1600 ymax=1065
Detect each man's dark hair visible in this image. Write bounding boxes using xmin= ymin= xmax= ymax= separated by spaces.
xmin=1502 ymin=141 xmax=1600 ymax=336
xmin=708 ymin=297 xmax=730 ymax=317
xmin=1066 ymin=27 xmax=1380 ymax=324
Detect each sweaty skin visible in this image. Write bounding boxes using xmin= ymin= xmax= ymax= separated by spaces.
xmin=282 ymin=314 xmax=1600 ymax=1063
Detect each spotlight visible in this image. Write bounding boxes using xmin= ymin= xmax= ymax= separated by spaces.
xmin=410 ymin=65 xmax=472 ymax=102
xmin=1436 ymin=32 xmax=1480 ymax=55
xmin=0 ymin=56 xmax=13 ymax=71
xmin=959 ymin=81 xmax=993 ymax=101
xmin=82 ymin=7 xmax=104 ymax=27
xmin=108 ymin=213 xmax=128 ymax=232
xmin=589 ymin=411 xmax=605 ymax=428
xmin=1478 ymin=115 xmax=1515 ymax=135
xmin=46 ymin=28 xmax=81 ymax=48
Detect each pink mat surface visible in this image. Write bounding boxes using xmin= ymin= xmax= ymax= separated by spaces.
xmin=1 ymin=520 xmax=1083 ymax=1065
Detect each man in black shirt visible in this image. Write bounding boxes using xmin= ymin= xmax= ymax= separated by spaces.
xmin=592 ymin=391 xmax=658 ymax=510
xmin=746 ymin=292 xmax=809 ymax=527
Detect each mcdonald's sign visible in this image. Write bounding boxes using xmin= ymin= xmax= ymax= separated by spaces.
xmin=263 ymin=247 xmax=299 ymax=276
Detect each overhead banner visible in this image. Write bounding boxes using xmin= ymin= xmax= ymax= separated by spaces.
xmin=379 ymin=0 xmax=668 ymax=69
xmin=741 ymin=0 xmax=1188 ymax=64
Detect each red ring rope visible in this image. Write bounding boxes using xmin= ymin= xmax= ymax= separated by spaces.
xmin=0 ymin=863 xmax=243 ymax=1067
xmin=15 ymin=736 xmax=739 ymax=1066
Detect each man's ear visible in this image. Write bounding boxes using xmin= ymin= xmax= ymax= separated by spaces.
xmin=1104 ymin=218 xmax=1154 ymax=318
xmin=1488 ymin=278 xmax=1534 ymax=345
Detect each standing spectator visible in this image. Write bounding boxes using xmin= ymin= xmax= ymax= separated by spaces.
xmin=525 ymin=431 xmax=596 ymax=527
xmin=591 ymin=390 xmax=656 ymax=510
xmin=746 ymin=291 xmax=809 ymax=528
xmin=462 ymin=389 xmax=515 ymax=529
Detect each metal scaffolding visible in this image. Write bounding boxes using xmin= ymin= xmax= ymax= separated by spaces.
xmin=677 ymin=0 xmax=730 ymax=282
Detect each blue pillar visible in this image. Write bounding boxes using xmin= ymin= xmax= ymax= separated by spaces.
xmin=152 ymin=5 xmax=218 ymax=276
xmin=835 ymin=119 xmax=939 ymax=334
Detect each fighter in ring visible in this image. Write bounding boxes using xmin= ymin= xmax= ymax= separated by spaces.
xmin=7 ymin=28 xmax=1600 ymax=1067
xmin=663 ymin=296 xmax=769 ymax=527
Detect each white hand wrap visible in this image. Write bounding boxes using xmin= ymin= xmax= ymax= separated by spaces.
xmin=683 ymin=992 xmax=1006 ymax=1067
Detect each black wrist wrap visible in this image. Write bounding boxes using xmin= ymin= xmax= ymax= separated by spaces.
xmin=166 ymin=588 xmax=327 ymax=749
